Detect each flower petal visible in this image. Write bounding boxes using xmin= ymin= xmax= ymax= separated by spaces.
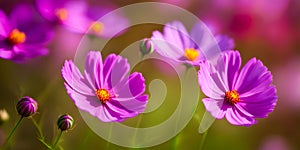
xmin=117 ymin=95 xmax=148 ymax=113
xmin=202 ymin=98 xmax=226 ymax=119
xmin=64 ymin=82 xmax=99 ymax=111
xmin=102 ymin=54 xmax=117 ymax=88
xmin=113 ymin=72 xmax=146 ymax=100
xmin=0 ymin=41 xmax=13 ymax=59
xmin=238 ymin=86 xmax=277 ymax=118
xmin=225 ymin=106 xmax=257 ymax=126
xmin=215 ymin=35 xmax=235 ymax=51
xmin=88 ymin=9 xmax=129 ymax=38
xmin=151 ymin=30 xmax=183 ymax=61
xmin=105 ymin=54 xmax=130 ymax=89
xmin=216 ymin=51 xmax=241 ymax=90
xmin=98 ymin=105 xmax=121 ymax=122
xmin=62 ymin=60 xmax=94 ymax=96
xmin=198 ymin=61 xmax=226 ymax=99
xmin=12 ymin=45 xmax=49 ymax=62
xmin=84 ymin=51 xmax=103 ymax=89
xmin=234 ymin=58 xmax=273 ymax=95
xmin=0 ymin=10 xmax=10 ymax=36
xmin=164 ymin=21 xmax=192 ymax=50
xmin=10 ymin=4 xmax=53 ymax=45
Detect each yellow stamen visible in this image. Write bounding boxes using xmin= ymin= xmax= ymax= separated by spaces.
xmin=225 ymin=90 xmax=240 ymax=105
xmin=91 ymin=21 xmax=104 ymax=33
xmin=184 ymin=48 xmax=199 ymax=61
xmin=8 ymin=29 xmax=26 ymax=45
xmin=55 ymin=8 xmax=68 ymax=21
xmin=96 ymin=89 xmax=111 ymax=104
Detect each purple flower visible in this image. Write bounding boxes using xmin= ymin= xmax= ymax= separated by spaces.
xmin=198 ymin=50 xmax=277 ymax=126
xmin=36 ymin=0 xmax=129 ymax=37
xmin=61 ymin=51 xmax=148 ymax=122
xmin=0 ymin=4 xmax=53 ymax=63
xmin=57 ymin=114 xmax=74 ymax=131
xmin=151 ymin=21 xmax=234 ymax=66
xmin=16 ymin=96 xmax=38 ymax=117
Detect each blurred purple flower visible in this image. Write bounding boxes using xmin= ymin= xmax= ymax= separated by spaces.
xmin=274 ymin=58 xmax=300 ymax=110
xmin=151 ymin=21 xmax=234 ymax=66
xmin=201 ymin=0 xmax=294 ymax=51
xmin=198 ymin=50 xmax=277 ymax=126
xmin=36 ymin=0 xmax=129 ymax=37
xmin=0 ymin=4 xmax=53 ymax=63
xmin=62 ymin=51 xmax=148 ymax=122
xmin=259 ymin=136 xmax=290 ymax=150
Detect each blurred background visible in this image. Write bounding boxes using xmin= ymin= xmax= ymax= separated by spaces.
xmin=0 ymin=0 xmax=300 ymax=149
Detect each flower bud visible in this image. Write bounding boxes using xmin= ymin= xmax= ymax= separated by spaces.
xmin=139 ymin=38 xmax=154 ymax=56
xmin=57 ymin=114 xmax=74 ymax=131
xmin=16 ymin=96 xmax=38 ymax=117
xmin=0 ymin=109 xmax=9 ymax=125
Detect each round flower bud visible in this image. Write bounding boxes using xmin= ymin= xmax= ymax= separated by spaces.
xmin=16 ymin=96 xmax=38 ymax=117
xmin=0 ymin=109 xmax=9 ymax=125
xmin=139 ymin=38 xmax=154 ymax=56
xmin=57 ymin=114 xmax=74 ymax=131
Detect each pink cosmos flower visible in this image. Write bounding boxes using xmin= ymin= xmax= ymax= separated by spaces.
xmin=0 ymin=4 xmax=53 ymax=62
xmin=36 ymin=0 xmax=129 ymax=38
xmin=62 ymin=51 xmax=148 ymax=122
xmin=198 ymin=50 xmax=277 ymax=126
xmin=151 ymin=21 xmax=234 ymax=66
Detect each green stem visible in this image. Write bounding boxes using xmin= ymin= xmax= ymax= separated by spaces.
xmin=31 ymin=118 xmax=44 ymax=138
xmin=38 ymin=138 xmax=52 ymax=150
xmin=199 ymin=130 xmax=209 ymax=150
xmin=52 ymin=130 xmax=63 ymax=149
xmin=32 ymin=118 xmax=52 ymax=149
xmin=2 ymin=116 xmax=24 ymax=148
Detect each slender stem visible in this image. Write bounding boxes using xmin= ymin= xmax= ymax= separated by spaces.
xmin=32 ymin=118 xmax=52 ymax=149
xmin=199 ymin=130 xmax=209 ymax=150
xmin=2 ymin=116 xmax=24 ymax=148
xmin=52 ymin=130 xmax=63 ymax=149
xmin=31 ymin=118 xmax=44 ymax=138
xmin=38 ymin=138 xmax=52 ymax=150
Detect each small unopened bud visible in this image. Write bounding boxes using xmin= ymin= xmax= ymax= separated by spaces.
xmin=0 ymin=109 xmax=9 ymax=125
xmin=57 ymin=114 xmax=74 ymax=131
xmin=139 ymin=38 xmax=154 ymax=56
xmin=16 ymin=96 xmax=38 ymax=117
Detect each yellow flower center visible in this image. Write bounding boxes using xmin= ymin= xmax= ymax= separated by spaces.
xmin=55 ymin=8 xmax=68 ymax=21
xmin=96 ymin=89 xmax=111 ymax=104
xmin=90 ymin=21 xmax=104 ymax=33
xmin=8 ymin=29 xmax=26 ymax=45
xmin=184 ymin=48 xmax=199 ymax=61
xmin=225 ymin=90 xmax=240 ymax=105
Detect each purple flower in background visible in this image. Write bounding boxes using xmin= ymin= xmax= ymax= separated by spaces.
xmin=62 ymin=51 xmax=148 ymax=122
xmin=36 ymin=0 xmax=129 ymax=37
xmin=0 ymin=4 xmax=53 ymax=62
xmin=259 ymin=136 xmax=290 ymax=150
xmin=151 ymin=21 xmax=234 ymax=66
xmin=198 ymin=50 xmax=277 ymax=126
